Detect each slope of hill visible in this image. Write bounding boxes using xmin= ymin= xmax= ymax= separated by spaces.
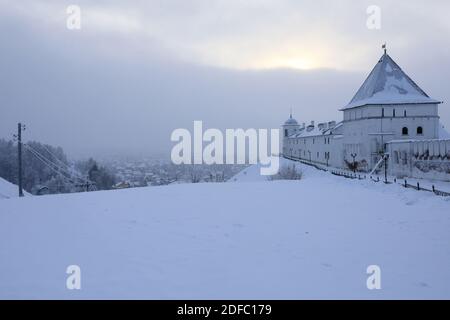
xmin=229 ymin=157 xmax=305 ymax=183
xmin=0 ymin=161 xmax=449 ymax=299
xmin=0 ymin=178 xmax=30 ymax=199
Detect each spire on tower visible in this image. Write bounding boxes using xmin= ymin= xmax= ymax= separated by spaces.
xmin=382 ymin=43 xmax=387 ymax=55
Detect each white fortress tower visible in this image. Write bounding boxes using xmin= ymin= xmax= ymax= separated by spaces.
xmin=282 ymin=46 xmax=450 ymax=181
xmin=340 ymin=48 xmax=441 ymax=170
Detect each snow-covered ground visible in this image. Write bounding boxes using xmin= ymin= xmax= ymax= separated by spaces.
xmin=1 ymin=159 xmax=449 ymax=299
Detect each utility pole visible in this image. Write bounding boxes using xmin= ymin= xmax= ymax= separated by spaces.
xmin=17 ymin=123 xmax=25 ymax=197
xmin=384 ymin=154 xmax=388 ymax=183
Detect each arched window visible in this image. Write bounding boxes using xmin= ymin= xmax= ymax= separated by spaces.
xmin=404 ymin=110 xmax=407 ymax=117
xmin=284 ymin=129 xmax=288 ymax=137
xmin=417 ymin=126 xmax=423 ymax=135
xmin=402 ymin=127 xmax=408 ymax=135
xmin=393 ymin=109 xmax=396 ymax=117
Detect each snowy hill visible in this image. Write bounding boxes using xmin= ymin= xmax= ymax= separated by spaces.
xmin=0 ymin=178 xmax=30 ymax=199
xmin=1 ymin=161 xmax=450 ymax=299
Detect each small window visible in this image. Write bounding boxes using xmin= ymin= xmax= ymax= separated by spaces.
xmin=404 ymin=110 xmax=407 ymax=117
xmin=417 ymin=126 xmax=423 ymax=135
xmin=382 ymin=108 xmax=384 ymax=118
xmin=402 ymin=127 xmax=408 ymax=135
xmin=284 ymin=129 xmax=288 ymax=137
xmin=393 ymin=109 xmax=396 ymax=117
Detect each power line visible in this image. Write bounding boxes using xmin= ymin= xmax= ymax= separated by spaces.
xmin=41 ymin=144 xmax=73 ymax=171
xmin=25 ymin=144 xmax=76 ymax=180
xmin=13 ymin=124 xmax=97 ymax=194
xmin=40 ymin=143 xmax=90 ymax=182
xmin=24 ymin=143 xmax=88 ymax=182
xmin=24 ymin=145 xmax=78 ymax=185
xmin=24 ymin=144 xmax=97 ymax=192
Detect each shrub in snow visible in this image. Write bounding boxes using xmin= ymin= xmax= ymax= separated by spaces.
xmin=344 ymin=158 xmax=369 ymax=172
xmin=359 ymin=159 xmax=368 ymax=171
xmin=268 ymin=164 xmax=302 ymax=181
xmin=344 ymin=159 xmax=359 ymax=172
xmin=414 ymin=161 xmax=450 ymax=174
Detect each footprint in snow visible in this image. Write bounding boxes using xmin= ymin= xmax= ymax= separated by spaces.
xmin=416 ymin=281 xmax=430 ymax=288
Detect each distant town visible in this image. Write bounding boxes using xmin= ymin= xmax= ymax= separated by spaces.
xmin=103 ymin=157 xmax=247 ymax=188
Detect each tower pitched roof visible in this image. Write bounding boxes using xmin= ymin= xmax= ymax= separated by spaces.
xmin=341 ymin=53 xmax=440 ymax=110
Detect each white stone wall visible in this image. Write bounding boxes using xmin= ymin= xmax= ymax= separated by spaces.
xmin=283 ymin=133 xmax=343 ymax=168
xmin=387 ymin=139 xmax=450 ymax=181
xmin=342 ymin=103 xmax=440 ymax=169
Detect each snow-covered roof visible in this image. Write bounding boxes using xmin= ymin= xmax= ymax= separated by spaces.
xmin=288 ymin=121 xmax=340 ymax=138
xmin=341 ymin=53 xmax=440 ymax=110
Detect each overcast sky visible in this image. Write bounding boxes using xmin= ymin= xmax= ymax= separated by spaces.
xmin=0 ymin=0 xmax=449 ymax=158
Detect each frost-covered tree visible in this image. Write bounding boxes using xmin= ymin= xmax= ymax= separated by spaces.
xmin=75 ymin=158 xmax=116 ymax=190
xmin=0 ymin=139 xmax=75 ymax=194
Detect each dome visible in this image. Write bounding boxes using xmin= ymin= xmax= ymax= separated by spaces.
xmin=284 ymin=115 xmax=298 ymax=125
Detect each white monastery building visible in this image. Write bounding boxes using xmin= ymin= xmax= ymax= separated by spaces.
xmin=282 ymin=48 xmax=450 ymax=181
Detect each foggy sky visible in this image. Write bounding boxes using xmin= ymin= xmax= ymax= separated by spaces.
xmin=0 ymin=0 xmax=449 ymax=158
